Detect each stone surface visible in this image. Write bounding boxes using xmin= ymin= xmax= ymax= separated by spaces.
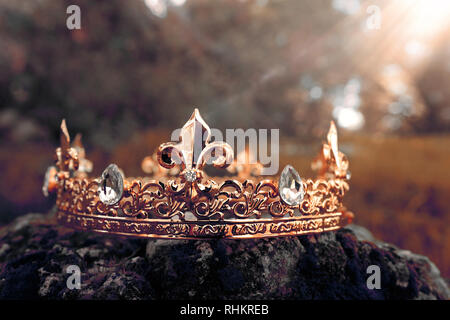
xmin=0 ymin=213 xmax=448 ymax=300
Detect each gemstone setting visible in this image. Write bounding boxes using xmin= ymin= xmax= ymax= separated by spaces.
xmin=183 ymin=169 xmax=197 ymax=182
xmin=279 ymin=165 xmax=304 ymax=206
xmin=98 ymin=164 xmax=124 ymax=205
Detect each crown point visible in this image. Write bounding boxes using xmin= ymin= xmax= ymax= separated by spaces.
xmin=60 ymin=119 xmax=71 ymax=149
xmin=328 ymin=120 xmax=337 ymax=136
xmin=185 ymin=108 xmax=208 ymax=132
xmin=190 ymin=108 xmax=203 ymax=121
xmin=327 ymin=120 xmax=340 ymax=168
xmin=73 ymin=133 xmax=83 ymax=148
xmin=61 ymin=119 xmax=68 ymax=132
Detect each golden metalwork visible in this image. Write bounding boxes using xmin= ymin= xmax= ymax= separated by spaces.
xmin=226 ymin=147 xmax=264 ymax=178
xmin=312 ymin=121 xmax=350 ymax=179
xmin=55 ymin=119 xmax=79 ymax=173
xmin=47 ymin=110 xmax=352 ymax=239
xmin=72 ymin=133 xmax=93 ymax=178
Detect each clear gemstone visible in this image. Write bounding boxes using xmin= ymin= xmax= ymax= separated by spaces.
xmin=184 ymin=211 xmax=198 ymax=221
xmin=98 ymin=164 xmax=124 ymax=205
xmin=279 ymin=165 xmax=304 ymax=206
xmin=346 ymin=170 xmax=352 ymax=180
xmin=184 ymin=169 xmax=197 ymax=182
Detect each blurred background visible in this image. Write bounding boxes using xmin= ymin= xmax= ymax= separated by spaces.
xmin=0 ymin=0 xmax=449 ymax=276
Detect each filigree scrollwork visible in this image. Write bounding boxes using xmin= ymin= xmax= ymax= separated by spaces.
xmin=215 ymin=179 xmax=293 ymax=218
xmin=59 ymin=175 xmax=348 ymax=222
xmin=122 ymin=180 xmax=188 ymax=219
xmin=70 ymin=178 xmax=98 ymax=214
xmin=122 ymin=181 xmax=162 ymax=218
xmin=191 ymin=180 xmax=228 ymax=220
xmin=299 ymin=179 xmax=348 ymax=215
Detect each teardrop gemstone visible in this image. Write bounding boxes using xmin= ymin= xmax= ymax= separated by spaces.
xmin=98 ymin=164 xmax=124 ymax=205
xmin=279 ymin=165 xmax=304 ymax=206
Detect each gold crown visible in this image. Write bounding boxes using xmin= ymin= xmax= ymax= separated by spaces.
xmin=43 ymin=109 xmax=353 ymax=239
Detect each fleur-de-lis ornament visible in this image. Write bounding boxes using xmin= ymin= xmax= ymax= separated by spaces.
xmin=55 ymin=119 xmax=79 ymax=172
xmin=312 ymin=121 xmax=349 ymax=179
xmin=157 ymin=109 xmax=234 ymax=183
xmin=73 ymin=133 xmax=93 ymax=177
xmin=327 ymin=121 xmax=340 ymax=169
xmin=44 ymin=120 xmax=80 ymax=197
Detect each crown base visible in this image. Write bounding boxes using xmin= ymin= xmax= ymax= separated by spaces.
xmin=56 ymin=210 xmax=346 ymax=239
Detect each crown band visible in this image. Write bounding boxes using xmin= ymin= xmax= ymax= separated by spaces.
xmin=56 ymin=211 xmax=344 ymax=239
xmin=45 ymin=109 xmax=353 ymax=239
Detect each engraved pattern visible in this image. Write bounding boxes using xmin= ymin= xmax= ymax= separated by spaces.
xmin=56 ymin=211 xmax=342 ymax=239
xmin=49 ymin=115 xmax=351 ymax=239
xmin=231 ymin=223 xmax=266 ymax=236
